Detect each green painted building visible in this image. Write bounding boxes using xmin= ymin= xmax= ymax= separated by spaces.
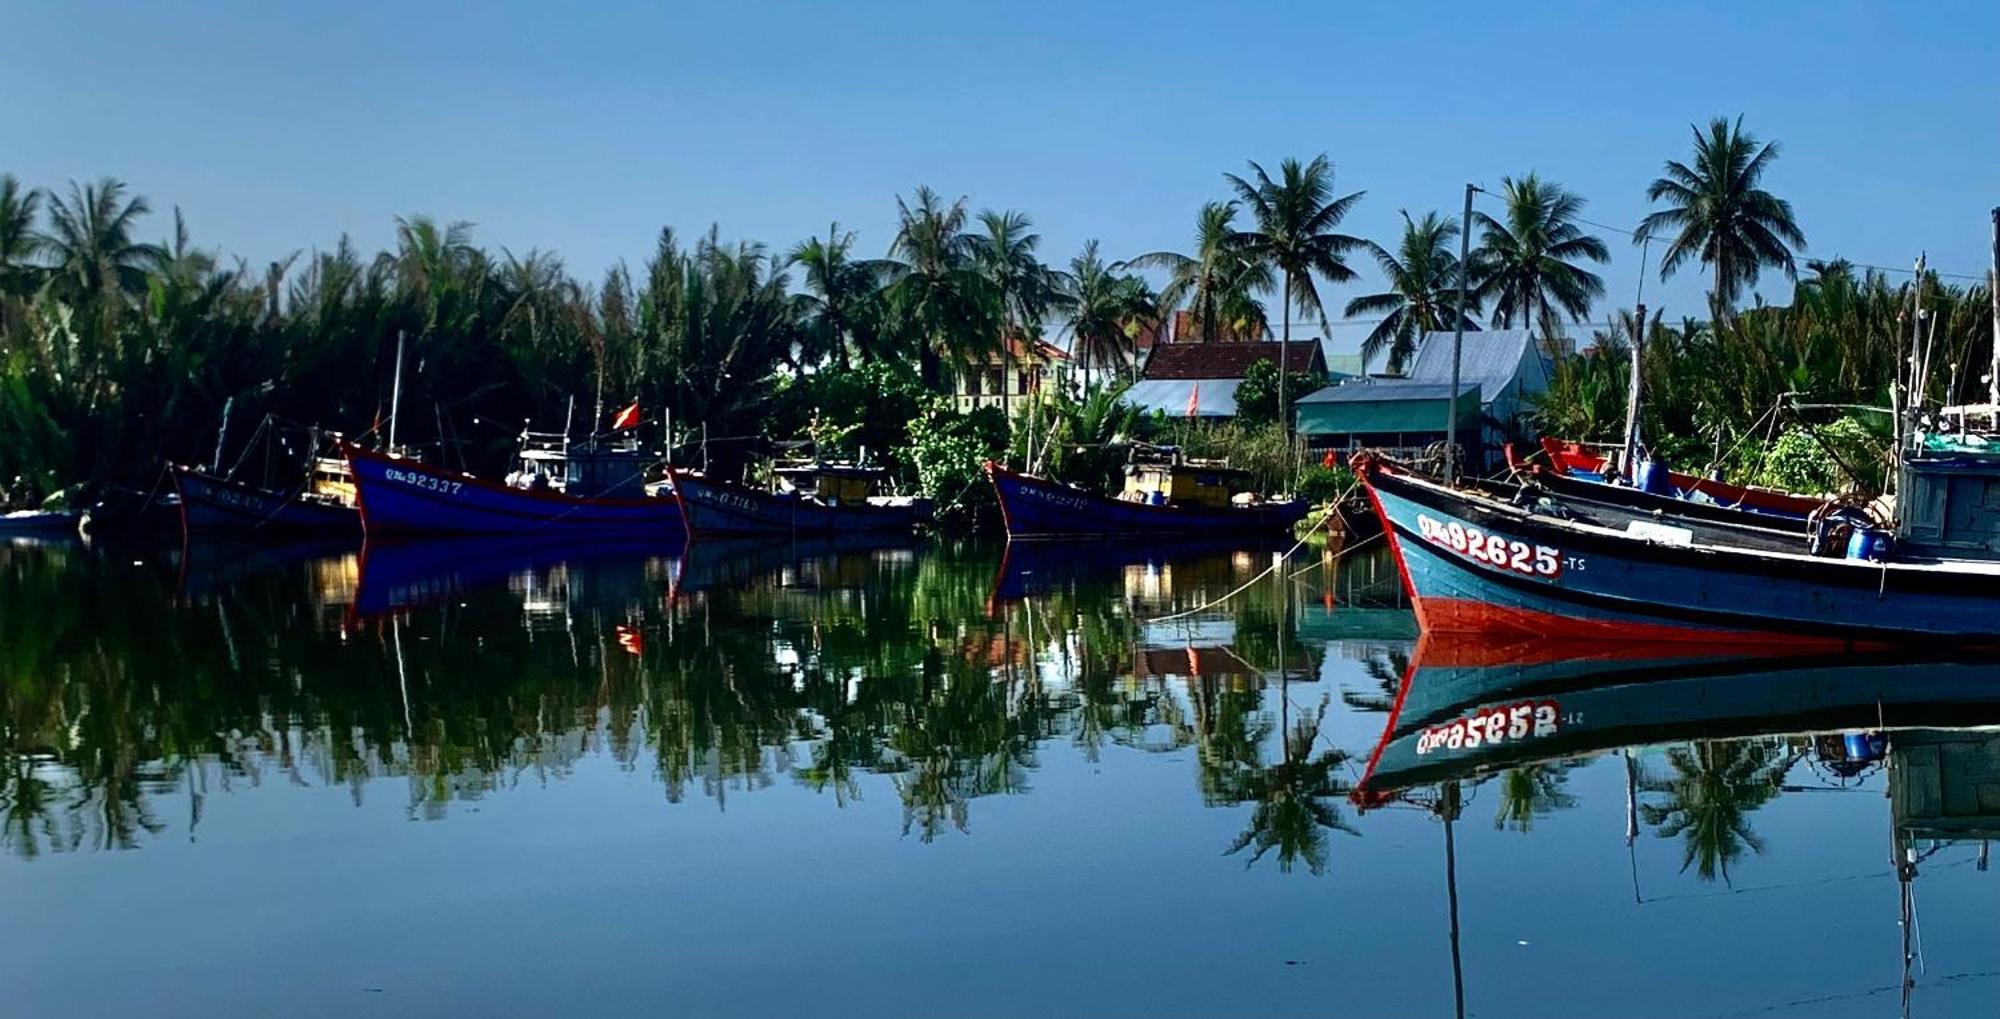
xmin=1294 ymin=381 xmax=1481 ymax=455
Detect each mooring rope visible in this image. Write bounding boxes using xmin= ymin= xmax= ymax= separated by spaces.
xmin=1140 ymin=480 xmax=1365 ymax=624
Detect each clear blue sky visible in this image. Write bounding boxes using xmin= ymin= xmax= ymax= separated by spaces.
xmin=6 ymin=0 xmax=1995 ymax=354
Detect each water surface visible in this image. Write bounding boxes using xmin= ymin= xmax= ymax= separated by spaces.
xmin=2 ymin=535 xmax=1994 ymax=1017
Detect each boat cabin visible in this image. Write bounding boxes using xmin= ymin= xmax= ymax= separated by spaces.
xmin=1896 ymin=440 xmax=2000 ymax=561
xmin=308 ymin=456 xmax=357 ymax=506
xmin=514 ymin=432 xmax=658 ymax=499
xmin=1119 ymin=447 xmax=1252 ymax=508
xmin=773 ymin=462 xmax=887 ymax=506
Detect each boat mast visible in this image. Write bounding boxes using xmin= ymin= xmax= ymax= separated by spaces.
xmin=1444 ymin=184 xmax=1477 ymax=484
xmin=210 ymin=395 xmax=234 ymax=474
xmin=1989 ymin=207 xmax=1999 ymax=428
xmin=387 ymin=329 xmax=406 ymax=453
xmin=1620 ymin=237 xmax=1651 ymax=476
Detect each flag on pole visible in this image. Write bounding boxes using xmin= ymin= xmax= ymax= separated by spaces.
xmin=611 ymin=401 xmax=642 ymax=430
xmin=1185 ymin=381 xmax=1200 ymax=419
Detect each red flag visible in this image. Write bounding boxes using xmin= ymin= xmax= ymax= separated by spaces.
xmin=615 ymin=624 xmax=644 ymax=656
xmin=611 ymin=401 xmax=641 ymax=430
xmin=1185 ymin=381 xmax=1200 ymax=419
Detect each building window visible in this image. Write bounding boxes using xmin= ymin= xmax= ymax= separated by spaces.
xmin=986 ymin=367 xmax=1004 ymax=397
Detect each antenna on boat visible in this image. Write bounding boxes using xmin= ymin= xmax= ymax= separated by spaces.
xmin=387 ymin=330 xmax=406 ymax=453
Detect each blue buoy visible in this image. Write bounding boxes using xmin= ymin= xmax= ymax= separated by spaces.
xmin=1846 ymin=527 xmax=1891 ymax=561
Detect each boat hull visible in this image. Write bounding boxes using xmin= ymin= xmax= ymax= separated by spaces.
xmin=1362 ymin=458 xmax=2000 ymax=644
xmin=344 ymin=444 xmax=684 ymax=537
xmin=670 ymin=470 xmax=930 ymax=536
xmin=987 ymin=463 xmax=1312 ymax=539
xmin=172 ymin=466 xmax=361 ymax=536
xmin=1540 ymin=438 xmax=1822 ymax=518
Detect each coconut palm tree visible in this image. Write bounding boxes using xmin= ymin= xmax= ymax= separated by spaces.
xmin=1345 ymin=211 xmax=1482 ymax=374
xmin=1126 ymin=201 xmax=1271 ymax=347
xmin=1469 ymin=173 xmax=1609 ymax=345
xmin=0 ymin=175 xmax=44 ymax=299
xmin=883 ymin=187 xmax=988 ymax=392
xmin=39 ymin=177 xmax=162 ymax=314
xmin=787 ymin=223 xmax=886 ymax=371
xmin=1065 ymin=239 xmax=1158 ymax=388
xmin=1637 ymin=116 xmax=1807 ymax=323
xmin=968 ymin=209 xmax=1065 ymax=420
xmin=1226 ymin=155 xmax=1365 ymax=430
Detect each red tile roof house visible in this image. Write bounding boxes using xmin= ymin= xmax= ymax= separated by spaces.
xmin=1126 ymin=338 xmax=1330 ymax=418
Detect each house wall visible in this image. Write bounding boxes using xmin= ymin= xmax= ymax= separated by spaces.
xmin=952 ymin=356 xmax=1058 ymax=416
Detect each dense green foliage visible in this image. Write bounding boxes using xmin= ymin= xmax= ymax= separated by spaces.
xmin=1233 ymin=358 xmax=1329 ymax=427
xmin=1533 ymin=264 xmax=1987 ymax=492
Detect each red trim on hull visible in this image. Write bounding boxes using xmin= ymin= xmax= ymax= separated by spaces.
xmin=1418 ymin=596 xmax=1878 ymax=650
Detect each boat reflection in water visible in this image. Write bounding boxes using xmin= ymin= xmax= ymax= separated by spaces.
xmin=1353 ymin=634 xmax=2000 ymax=1018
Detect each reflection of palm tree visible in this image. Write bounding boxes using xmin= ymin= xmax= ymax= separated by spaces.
xmin=1638 ymin=740 xmax=1784 ymax=882
xmin=1489 ymin=762 xmax=1577 ymax=832
xmin=1342 ymin=646 xmax=1409 ymax=713
xmin=1215 ymin=701 xmax=1356 ymax=875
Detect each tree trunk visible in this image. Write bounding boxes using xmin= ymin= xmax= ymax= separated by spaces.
xmin=1280 ymin=276 xmax=1292 ymax=438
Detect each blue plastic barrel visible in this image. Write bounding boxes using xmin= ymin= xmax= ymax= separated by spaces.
xmin=1843 ymin=731 xmax=1885 ymax=762
xmin=1634 ymin=459 xmax=1673 ymax=495
xmin=1846 ymin=527 xmax=1890 ymax=561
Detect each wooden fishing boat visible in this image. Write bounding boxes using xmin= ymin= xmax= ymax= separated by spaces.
xmin=0 ymin=507 xmax=81 ymax=538
xmin=669 ymin=462 xmax=930 ymax=536
xmin=1352 ymin=633 xmax=2000 ymax=804
xmin=342 ymin=434 xmax=682 ymax=537
xmin=1357 ymin=453 xmax=2000 ymax=645
xmin=986 ymin=447 xmax=1312 ymax=539
xmin=1537 ymin=438 xmax=1825 ymax=519
xmin=171 ymin=464 xmax=361 ymax=536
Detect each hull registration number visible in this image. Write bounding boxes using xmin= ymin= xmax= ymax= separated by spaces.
xmin=1416 ymin=513 xmax=1562 ymax=577
xmin=384 ymin=467 xmax=463 ymax=496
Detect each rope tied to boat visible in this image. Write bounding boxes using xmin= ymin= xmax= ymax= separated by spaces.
xmin=1140 ymin=479 xmax=1368 ymax=623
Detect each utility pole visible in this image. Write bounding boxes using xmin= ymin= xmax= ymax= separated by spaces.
xmin=1444 ymin=183 xmax=1477 ymax=484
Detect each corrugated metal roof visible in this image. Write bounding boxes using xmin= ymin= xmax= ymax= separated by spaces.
xmin=1297 ymin=380 xmax=1476 ymax=404
xmin=1405 ymin=329 xmax=1545 ymax=403
xmin=1123 ymin=378 xmax=1241 ymax=417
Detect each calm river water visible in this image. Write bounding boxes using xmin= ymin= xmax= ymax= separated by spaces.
xmin=2 ymin=535 xmax=1996 ymax=1017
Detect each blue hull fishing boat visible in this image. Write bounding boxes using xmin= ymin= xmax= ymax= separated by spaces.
xmin=343 ymin=440 xmax=681 ymax=537
xmin=986 ymin=454 xmax=1311 ymax=539
xmin=1357 ymin=454 xmax=2000 ymax=645
xmin=1352 ymin=634 xmax=2000 ymax=803
xmin=669 ymin=464 xmax=930 ymax=536
xmin=172 ymin=465 xmax=361 ymax=536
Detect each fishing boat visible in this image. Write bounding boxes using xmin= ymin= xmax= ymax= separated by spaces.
xmin=986 ymin=445 xmax=1312 ymax=539
xmin=1536 ymin=438 xmax=1825 ymax=519
xmin=172 ymin=464 xmax=361 ymax=536
xmin=343 ymin=430 xmax=681 ymax=537
xmin=669 ymin=460 xmax=930 ymax=536
xmin=1356 ymin=452 xmax=2000 ymax=645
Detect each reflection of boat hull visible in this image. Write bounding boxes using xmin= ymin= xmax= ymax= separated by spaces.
xmin=987 ymin=463 xmax=1311 ymax=539
xmin=1363 ymin=458 xmax=2000 ymax=644
xmin=672 ymin=533 xmax=917 ymax=597
xmin=344 ymin=444 xmax=683 ymax=537
xmin=669 ymin=470 xmax=929 ymax=536
xmin=354 ymin=534 xmax=688 ymax=617
xmin=172 ymin=466 xmax=361 ymax=536
xmin=987 ymin=535 xmax=1290 ymax=604
xmin=1355 ymin=636 xmax=2000 ymax=801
